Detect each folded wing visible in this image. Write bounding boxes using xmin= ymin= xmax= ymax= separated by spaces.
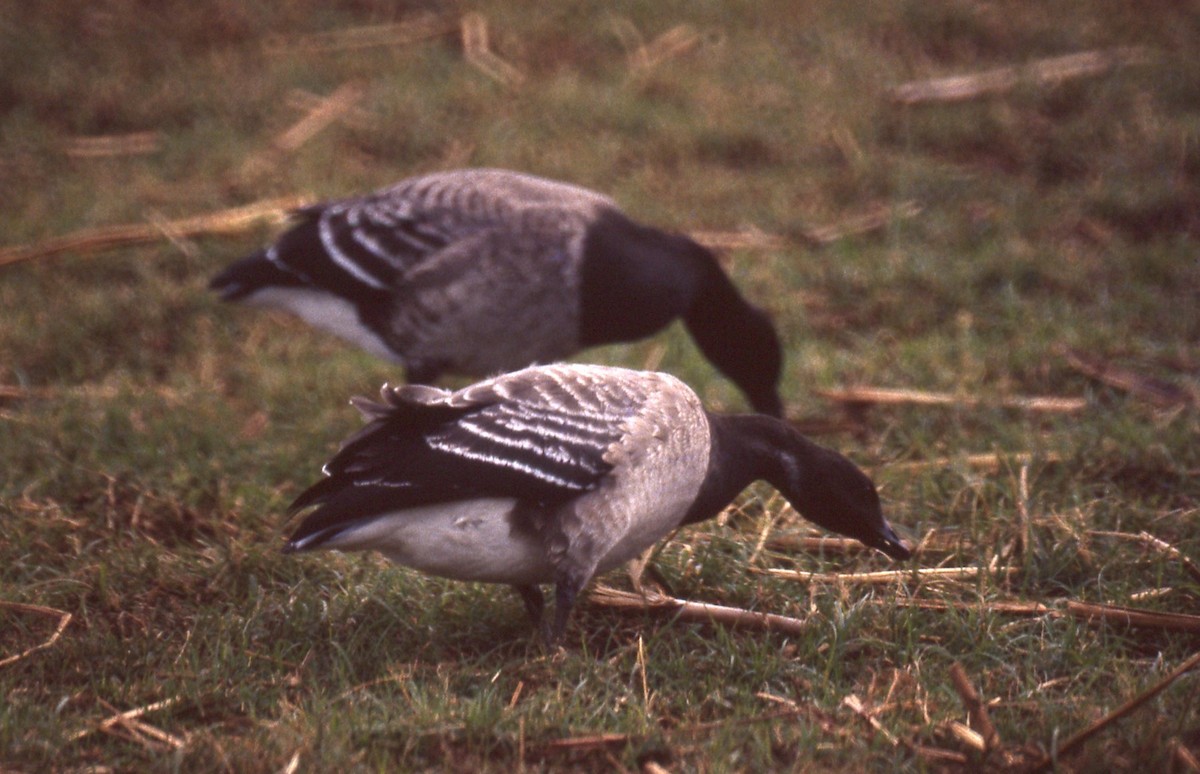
xmin=286 ymin=367 xmax=638 ymax=551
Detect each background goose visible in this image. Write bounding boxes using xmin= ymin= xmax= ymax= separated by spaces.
xmin=283 ymin=363 xmax=910 ymax=644
xmin=210 ymin=168 xmax=785 ymax=416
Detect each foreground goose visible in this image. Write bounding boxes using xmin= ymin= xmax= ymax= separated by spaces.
xmin=283 ymin=364 xmax=910 ymax=644
xmin=210 ymin=168 xmax=784 ymax=416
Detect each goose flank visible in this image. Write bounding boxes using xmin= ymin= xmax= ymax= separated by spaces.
xmin=210 ymin=168 xmax=784 ymax=416
xmin=282 ymin=364 xmax=910 ymax=644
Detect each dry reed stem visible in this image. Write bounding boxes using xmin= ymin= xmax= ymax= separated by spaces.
xmin=1172 ymin=740 xmax=1200 ymax=772
xmin=461 ymin=13 xmax=525 ymax=87
xmin=238 ymin=82 xmax=365 ymax=181
xmin=627 ymin=24 xmax=701 ymax=74
xmin=890 ymin=47 xmax=1150 ymax=105
xmin=799 ymin=201 xmax=923 ymax=246
xmin=891 ymin=451 xmax=1062 ymax=474
xmin=587 ymin=585 xmax=810 ymax=636
xmin=755 ymin=691 xmax=798 ymax=709
xmin=1032 ymin=649 xmax=1200 ymax=770
xmin=541 ymin=708 xmax=816 ymax=757
xmin=63 ymin=131 xmax=162 ymax=158
xmin=0 ymin=196 xmax=308 ymax=268
xmin=765 ymin=532 xmax=961 ymax=556
xmin=690 ymin=227 xmax=785 ymax=251
xmin=280 ymin=751 xmax=302 ymax=774
xmin=842 ymin=694 xmax=898 ymax=745
xmin=69 ymin=695 xmax=183 ymax=742
xmin=96 ymin=697 xmax=185 ymax=751
xmin=945 ymin=720 xmax=987 ymax=752
xmin=817 ymin=385 xmax=1087 ymax=413
xmin=543 ymin=732 xmax=630 ymax=751
xmin=285 ymin=89 xmax=378 ymax=132
xmin=1090 ymin=530 xmax=1200 ymax=585
xmin=1063 ymin=601 xmax=1200 ymax=633
xmin=949 ymin=662 xmax=1000 ymax=750
xmin=1014 ymin=464 xmax=1031 ymax=559
xmin=0 ymin=601 xmax=72 ymax=669
xmin=843 ymin=694 xmax=969 ymax=764
xmin=1128 ymin=587 xmax=1175 ymax=602
xmin=889 ymin=598 xmax=1200 ymax=633
xmin=274 ymin=81 xmax=365 ymax=153
xmin=264 ymin=14 xmax=455 ymax=54
xmin=121 ymin=721 xmax=182 ymax=751
xmin=763 ymin=566 xmax=1014 ymax=584
xmin=1064 ymin=348 xmax=1193 ymax=408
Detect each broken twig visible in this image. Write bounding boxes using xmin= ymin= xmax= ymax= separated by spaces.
xmin=690 ymin=227 xmax=785 ymax=252
xmin=624 ymin=23 xmax=702 ymax=74
xmin=1090 ymin=530 xmax=1200 ymax=586
xmin=1033 ymin=649 xmax=1200 ymax=770
xmin=69 ymin=695 xmax=183 ymax=743
xmin=949 ymin=662 xmax=1000 ymax=750
xmin=890 ymin=47 xmax=1150 ymax=105
xmin=889 ymin=598 xmax=1200 ymax=633
xmin=240 ymin=82 xmax=365 ymax=181
xmin=63 ymin=131 xmax=162 ymax=158
xmin=0 ymin=196 xmax=308 ymax=268
xmin=1064 ymin=348 xmax=1193 ymax=408
xmin=1171 ymin=740 xmax=1200 ymax=772
xmin=285 ymin=89 xmax=378 ymax=132
xmin=0 ymin=601 xmax=72 ymax=669
xmin=818 ymin=385 xmax=1087 ymax=413
xmin=798 ymin=201 xmax=923 ymax=246
xmin=588 ymin=584 xmax=810 ymax=636
xmin=1063 ymin=601 xmax=1200 ymax=633
xmin=461 ymin=13 xmax=525 ymax=87
xmin=844 ymin=694 xmax=969 ymax=764
xmin=763 ymin=566 xmax=1015 ymax=584
xmin=265 ymin=14 xmax=455 ymax=54
xmin=945 ymin=720 xmax=987 ymax=752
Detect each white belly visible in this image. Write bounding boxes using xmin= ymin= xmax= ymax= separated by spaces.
xmin=314 ymin=498 xmax=555 ymax=585
xmin=246 ymin=286 xmax=401 ymax=364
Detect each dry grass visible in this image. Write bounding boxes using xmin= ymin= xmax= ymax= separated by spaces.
xmin=2 ymin=0 xmax=1199 ymax=771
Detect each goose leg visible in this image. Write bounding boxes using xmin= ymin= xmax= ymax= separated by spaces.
xmin=513 ymin=584 xmax=544 ymax=628
xmin=548 ymin=574 xmax=587 ymax=647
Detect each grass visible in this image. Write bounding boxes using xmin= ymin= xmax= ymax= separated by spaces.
xmin=2 ymin=0 xmax=1199 ymax=770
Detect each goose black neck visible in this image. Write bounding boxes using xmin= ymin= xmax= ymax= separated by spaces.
xmin=681 ymin=266 xmax=783 ymax=417
xmin=685 ymin=413 xmax=909 ymax=559
xmin=578 ymin=208 xmax=705 ymax=346
xmin=579 ymin=209 xmax=783 ymax=416
xmin=681 ymin=413 xmax=805 ymax=526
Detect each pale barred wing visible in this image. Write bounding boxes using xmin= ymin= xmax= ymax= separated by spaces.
xmin=381 ymin=214 xmax=586 ymax=373
xmin=271 ymin=169 xmax=615 ymax=295
xmin=286 ymin=365 xmax=653 ymax=549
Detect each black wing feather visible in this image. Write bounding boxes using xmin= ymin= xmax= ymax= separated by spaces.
xmin=285 ymin=389 xmax=625 ymax=550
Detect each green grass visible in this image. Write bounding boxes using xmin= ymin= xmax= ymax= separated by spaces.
xmin=3 ymin=0 xmax=1199 ymax=770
